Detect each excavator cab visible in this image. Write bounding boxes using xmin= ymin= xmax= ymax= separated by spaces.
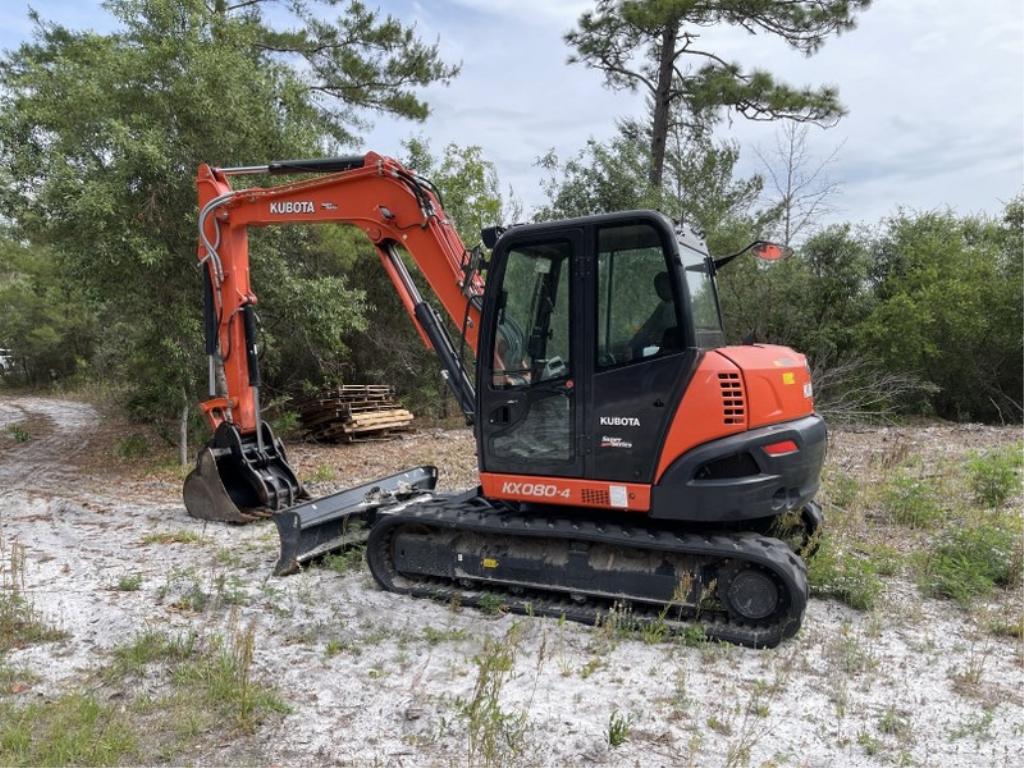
xmin=476 ymin=211 xmax=708 ymax=489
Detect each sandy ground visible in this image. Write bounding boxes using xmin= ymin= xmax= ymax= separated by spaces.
xmin=1 ymin=395 xmax=1022 ymax=767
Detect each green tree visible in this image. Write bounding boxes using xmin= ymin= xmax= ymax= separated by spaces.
xmin=566 ymin=0 xmax=869 ymax=186
xmin=536 ymin=119 xmax=772 ymax=255
xmin=857 ymin=205 xmax=1023 ymax=421
xmin=0 ymin=0 xmax=456 ymax=420
xmin=403 ymin=138 xmax=505 ymax=245
xmin=0 ymin=238 xmax=96 ymax=385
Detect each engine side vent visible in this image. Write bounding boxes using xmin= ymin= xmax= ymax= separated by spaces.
xmin=718 ymin=372 xmax=746 ymax=425
xmin=581 ymin=488 xmax=610 ymax=506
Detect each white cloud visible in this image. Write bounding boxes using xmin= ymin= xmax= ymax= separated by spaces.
xmin=5 ymin=0 xmax=1021 ymax=228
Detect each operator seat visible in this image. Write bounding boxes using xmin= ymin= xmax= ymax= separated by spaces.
xmin=630 ymin=271 xmax=679 ymax=358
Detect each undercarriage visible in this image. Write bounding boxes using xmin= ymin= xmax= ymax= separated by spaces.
xmin=273 ymin=468 xmax=820 ymax=649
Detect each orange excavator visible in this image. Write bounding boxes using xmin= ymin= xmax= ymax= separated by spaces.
xmin=184 ymin=152 xmax=826 ymax=647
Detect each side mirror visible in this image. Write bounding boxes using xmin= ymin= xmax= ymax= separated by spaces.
xmin=752 ymin=242 xmax=790 ymax=261
xmin=714 ymin=240 xmax=792 ymax=271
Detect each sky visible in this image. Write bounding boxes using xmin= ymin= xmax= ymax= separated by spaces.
xmin=2 ymin=0 xmax=1022 ymax=228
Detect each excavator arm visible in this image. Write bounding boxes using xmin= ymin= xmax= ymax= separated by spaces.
xmin=184 ymin=152 xmax=485 ymax=522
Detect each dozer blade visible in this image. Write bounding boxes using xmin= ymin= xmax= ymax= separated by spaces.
xmin=273 ymin=465 xmax=438 ymax=576
xmin=183 ymin=421 xmax=307 ymax=524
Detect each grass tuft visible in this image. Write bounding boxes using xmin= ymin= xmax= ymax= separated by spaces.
xmin=1 ymin=536 xmax=67 ymax=653
xmin=141 ymin=530 xmax=208 ymax=546
xmin=807 ymin=534 xmax=884 ymax=611
xmin=880 ymin=471 xmax=944 ymax=528
xmin=966 ymin=444 xmax=1022 ymax=507
xmin=919 ymin=515 xmax=1021 ymax=605
xmin=115 ymin=573 xmax=143 ymax=592
xmin=0 ymin=693 xmax=137 ymax=766
xmin=607 ymin=710 xmax=632 ymax=747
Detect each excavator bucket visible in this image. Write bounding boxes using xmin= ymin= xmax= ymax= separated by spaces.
xmin=183 ymin=421 xmax=306 ymax=524
xmin=273 ymin=465 xmax=438 ymax=575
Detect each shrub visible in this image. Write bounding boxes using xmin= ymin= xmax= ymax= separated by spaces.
xmin=967 ymin=445 xmax=1022 ymax=507
xmin=921 ymin=517 xmax=1021 ymax=605
xmin=880 ymin=472 xmax=944 ymax=528
xmin=807 ymin=534 xmax=884 ymax=611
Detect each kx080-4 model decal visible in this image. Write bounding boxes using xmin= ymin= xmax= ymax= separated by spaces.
xmin=501 ymin=482 xmax=571 ymax=499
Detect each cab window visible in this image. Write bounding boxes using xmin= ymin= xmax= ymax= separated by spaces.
xmin=596 ymin=224 xmax=681 ymax=368
xmin=492 ymin=241 xmax=572 ymax=388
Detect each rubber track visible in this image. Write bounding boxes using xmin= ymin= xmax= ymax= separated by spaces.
xmin=366 ymin=498 xmax=809 ymax=648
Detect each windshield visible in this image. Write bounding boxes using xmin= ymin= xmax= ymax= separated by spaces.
xmin=680 ymin=243 xmax=725 ymax=348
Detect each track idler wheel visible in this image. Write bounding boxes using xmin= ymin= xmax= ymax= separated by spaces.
xmin=717 ymin=562 xmax=786 ymax=625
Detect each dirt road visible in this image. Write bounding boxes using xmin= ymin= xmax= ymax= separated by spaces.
xmin=1 ymin=395 xmax=1021 ymax=766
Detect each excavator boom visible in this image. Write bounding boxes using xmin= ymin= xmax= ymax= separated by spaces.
xmin=184 ymin=153 xmax=482 ymax=522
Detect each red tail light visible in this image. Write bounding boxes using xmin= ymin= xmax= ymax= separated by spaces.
xmin=763 ymin=439 xmax=799 ymax=457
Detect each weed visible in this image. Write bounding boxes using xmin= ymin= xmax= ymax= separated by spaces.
xmin=214 ymin=548 xmax=243 ymax=568
xmin=117 ymin=433 xmax=149 ymax=459
xmin=6 ymin=424 xmax=29 ymax=443
xmin=857 ymin=731 xmax=882 ymax=755
xmin=670 ymin=669 xmax=690 ymax=717
xmin=824 ymin=625 xmax=877 ymax=676
xmin=0 ymin=693 xmax=138 ymax=765
xmin=707 ymin=715 xmax=733 ymax=736
xmin=826 ymin=470 xmax=859 ymax=510
xmin=116 ymin=573 xmax=143 ymax=592
xmin=460 ymin=624 xmax=527 ymax=768
xmin=920 ymin=516 xmax=1021 ymax=605
xmin=213 ymin=573 xmax=247 ymax=606
xmin=476 ymin=592 xmax=506 ymax=616
xmin=109 ymin=631 xmax=196 ymax=679
xmin=0 ymin=662 xmax=38 ymax=695
xmin=948 ymin=710 xmax=994 ymax=742
xmin=422 ymin=626 xmax=469 ymax=645
xmin=579 ymin=658 xmax=602 ymax=679
xmin=170 ymin=620 xmax=289 ymax=733
xmin=141 ymin=530 xmax=208 ymax=546
xmin=807 ymin=534 xmax=884 ymax=611
xmin=307 ymin=463 xmax=336 ymax=483
xmin=0 ymin=536 xmax=67 ymax=653
xmin=967 ymin=445 xmax=1022 ymax=507
xmin=881 ymin=472 xmax=944 ymax=528
xmin=983 ymin=610 xmax=1023 ymax=641
xmin=878 ymin=707 xmax=910 ymax=739
xmin=322 ymin=546 xmax=365 ymax=575
xmin=607 ymin=710 xmax=632 ymax=747
xmin=172 ymin=581 xmax=210 ymax=613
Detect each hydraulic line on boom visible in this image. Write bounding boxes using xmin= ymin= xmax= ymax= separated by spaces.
xmin=184 ymin=152 xmax=482 ymax=523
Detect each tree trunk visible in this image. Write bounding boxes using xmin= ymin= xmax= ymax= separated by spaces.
xmin=648 ymin=21 xmax=679 ymax=189
xmin=179 ymin=391 xmax=189 ymax=468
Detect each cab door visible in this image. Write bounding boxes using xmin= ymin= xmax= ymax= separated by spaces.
xmin=477 ymin=229 xmax=584 ymax=479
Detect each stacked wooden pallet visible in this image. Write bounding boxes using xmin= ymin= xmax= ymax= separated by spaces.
xmin=296 ymin=385 xmax=414 ymax=443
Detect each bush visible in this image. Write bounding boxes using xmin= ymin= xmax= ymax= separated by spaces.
xmin=921 ymin=517 xmax=1022 ymax=605
xmin=967 ymin=445 xmax=1022 ymax=507
xmin=807 ymin=534 xmax=884 ymax=611
xmin=880 ymin=472 xmax=944 ymax=529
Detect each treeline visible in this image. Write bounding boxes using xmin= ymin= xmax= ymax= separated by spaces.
xmin=1 ymin=1 xmax=1021 ymax=428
